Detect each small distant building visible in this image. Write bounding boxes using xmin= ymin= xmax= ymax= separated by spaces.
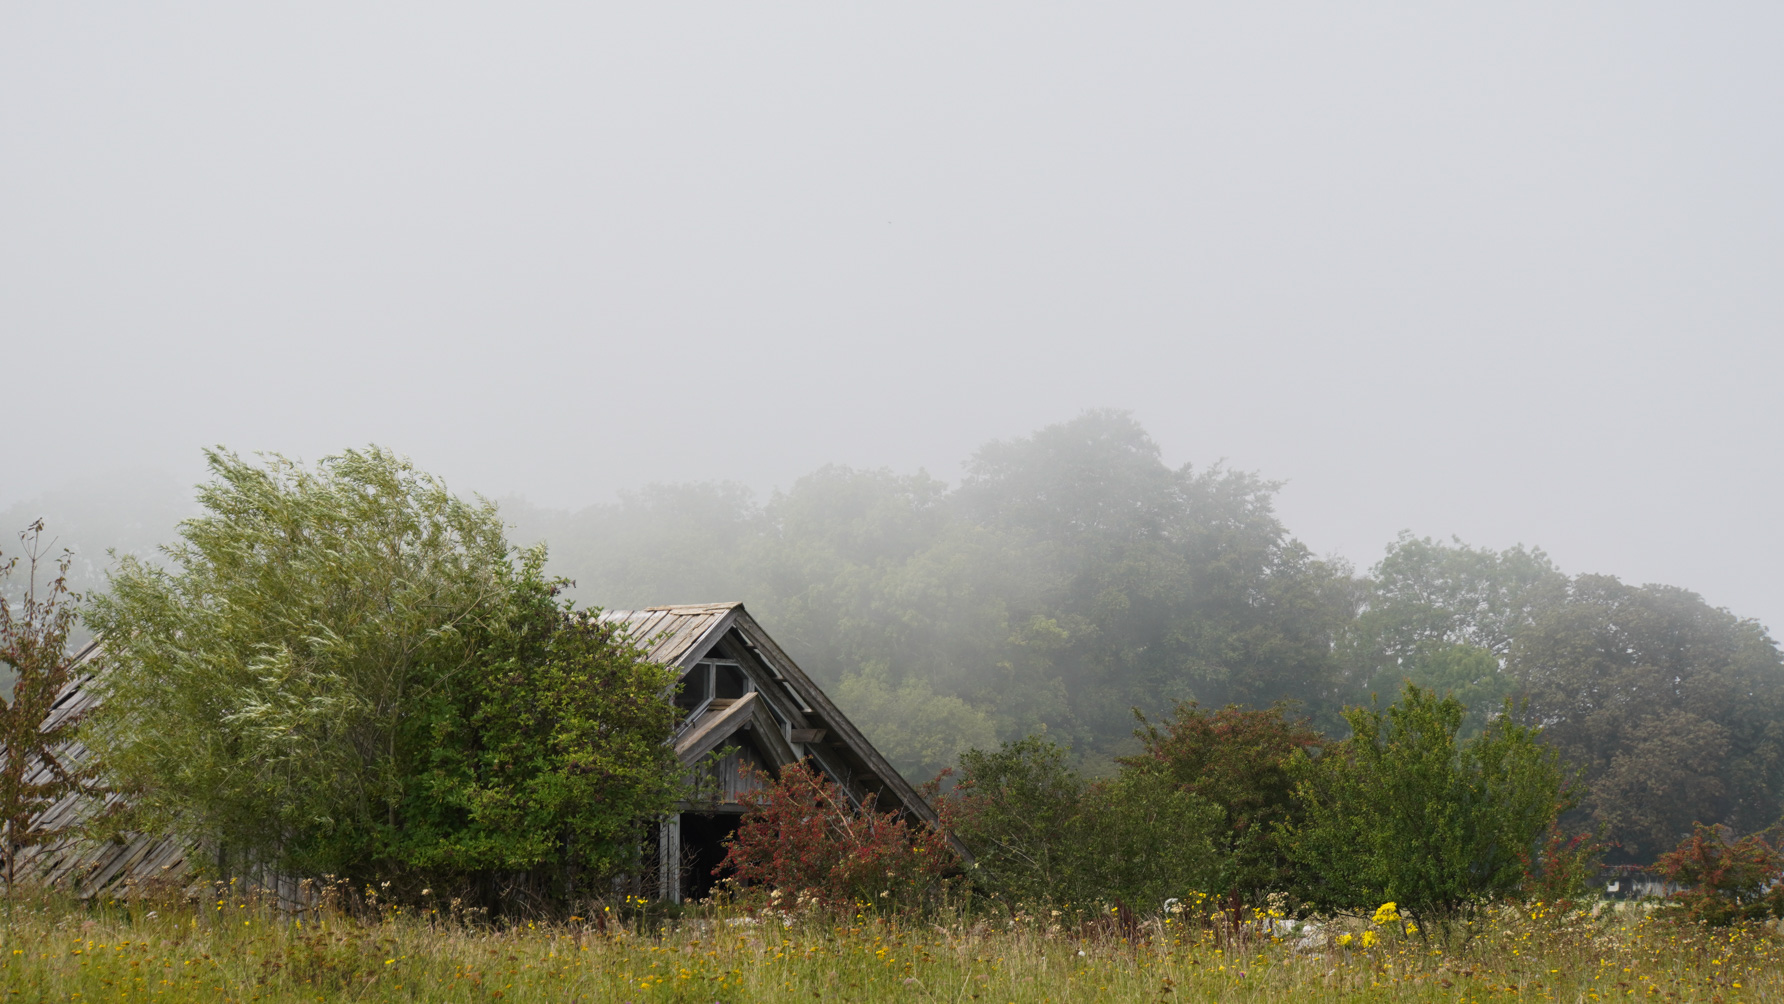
xmin=10 ymin=604 xmax=939 ymax=904
xmin=601 ymin=602 xmax=940 ymax=902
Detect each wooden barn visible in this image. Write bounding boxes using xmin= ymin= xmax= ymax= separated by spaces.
xmin=601 ymin=602 xmax=939 ymax=902
xmin=9 ymin=603 xmax=936 ymax=904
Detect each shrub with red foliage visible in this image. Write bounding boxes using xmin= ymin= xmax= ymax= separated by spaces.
xmin=716 ymin=760 xmax=957 ymax=908
xmin=1519 ymin=822 xmax=1605 ymax=914
xmin=1655 ymin=823 xmax=1784 ymax=925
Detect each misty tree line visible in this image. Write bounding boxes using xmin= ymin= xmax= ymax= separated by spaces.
xmin=3 ymin=410 xmax=1778 ymax=871
xmin=506 ymin=410 xmax=1784 ymax=865
xmin=0 ymin=447 xmax=1575 ymax=926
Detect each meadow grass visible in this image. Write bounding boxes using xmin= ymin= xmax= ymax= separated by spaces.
xmin=2 ymin=889 xmax=1779 ymax=1002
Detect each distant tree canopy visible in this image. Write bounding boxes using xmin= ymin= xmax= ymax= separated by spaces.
xmin=1508 ymin=577 xmax=1784 ymax=863
xmin=84 ymin=448 xmax=683 ymax=904
xmin=1339 ymin=533 xmax=1569 ymax=739
xmin=504 ymin=410 xmax=1784 ymax=862
xmin=512 ymin=410 xmax=1359 ymax=771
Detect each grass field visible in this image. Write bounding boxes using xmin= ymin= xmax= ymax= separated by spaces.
xmin=1 ymin=890 xmax=1778 ymax=1002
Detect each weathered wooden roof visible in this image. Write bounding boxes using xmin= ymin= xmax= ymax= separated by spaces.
xmin=598 ymin=603 xmax=739 ymax=668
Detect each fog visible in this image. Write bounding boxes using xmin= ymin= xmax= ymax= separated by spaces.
xmin=4 ymin=4 xmax=1782 ymax=633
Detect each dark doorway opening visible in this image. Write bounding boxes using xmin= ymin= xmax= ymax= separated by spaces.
xmin=679 ymin=812 xmax=743 ymax=901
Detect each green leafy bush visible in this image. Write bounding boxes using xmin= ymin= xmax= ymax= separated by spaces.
xmin=1284 ymin=683 xmax=1563 ymax=937
xmin=1074 ymin=770 xmax=1224 ymax=915
xmin=1122 ymin=701 xmax=1323 ymax=916
xmin=950 ymin=737 xmax=1221 ymax=914
xmin=948 ymin=738 xmax=1083 ymax=907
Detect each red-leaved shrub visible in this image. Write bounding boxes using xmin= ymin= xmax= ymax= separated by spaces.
xmin=716 ymin=760 xmax=957 ymax=908
xmin=1655 ymin=823 xmax=1784 ymax=925
xmin=1520 ymin=822 xmax=1606 ymax=915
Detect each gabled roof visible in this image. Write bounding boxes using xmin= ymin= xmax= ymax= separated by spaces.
xmin=600 ymin=602 xmax=941 ymax=830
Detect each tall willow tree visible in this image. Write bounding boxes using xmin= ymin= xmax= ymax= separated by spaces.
xmin=84 ymin=448 xmax=682 ymax=903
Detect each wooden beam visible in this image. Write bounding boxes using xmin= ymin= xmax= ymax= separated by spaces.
xmin=673 ymin=693 xmax=762 ymax=763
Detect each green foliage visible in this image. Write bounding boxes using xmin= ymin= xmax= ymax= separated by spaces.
xmin=1509 ymin=576 xmax=1784 ymax=862
xmin=1074 ymin=770 xmax=1224 ymax=914
xmin=1341 ymin=535 xmax=1564 ymax=737
xmin=99 ymin=414 xmax=1777 ymax=894
xmin=1285 ymin=683 xmax=1564 ymax=934
xmin=1383 ymin=643 xmax=1511 ymax=741
xmin=405 ymin=571 xmax=683 ymax=882
xmin=83 ymin=448 xmax=682 ymax=901
xmin=512 ymin=411 xmax=1358 ymax=769
xmin=834 ymin=667 xmax=997 ymax=784
xmin=1654 ymin=824 xmax=1784 ymax=925
xmin=950 ymin=736 xmax=1222 ymax=914
xmin=1351 ymin=534 xmax=1568 ymax=664
xmin=947 ymin=738 xmax=1084 ymax=907
xmin=0 ymin=521 xmax=101 ymax=890
xmin=1122 ymin=702 xmax=1323 ymax=912
xmin=1348 ymin=538 xmax=1784 ymax=862
xmin=514 ymin=448 xmax=1784 ymax=869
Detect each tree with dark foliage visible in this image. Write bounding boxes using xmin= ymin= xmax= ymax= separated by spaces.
xmin=1122 ymin=701 xmax=1323 ymax=918
xmin=1340 ymin=534 xmax=1567 ymax=739
xmin=949 ymin=736 xmax=1222 ymax=915
xmin=1509 ymin=576 xmax=1784 ymax=862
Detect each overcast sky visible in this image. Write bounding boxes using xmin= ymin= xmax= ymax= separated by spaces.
xmin=4 ymin=4 xmax=1781 ymax=629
